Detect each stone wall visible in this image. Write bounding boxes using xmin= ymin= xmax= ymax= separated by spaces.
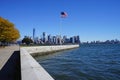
xmin=20 ymin=45 xmax=79 ymax=80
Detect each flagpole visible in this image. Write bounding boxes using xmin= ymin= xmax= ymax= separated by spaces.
xmin=60 ymin=15 xmax=62 ymax=45
xmin=60 ymin=12 xmax=67 ymax=45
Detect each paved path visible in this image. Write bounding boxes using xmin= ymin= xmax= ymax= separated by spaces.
xmin=0 ymin=45 xmax=19 ymax=70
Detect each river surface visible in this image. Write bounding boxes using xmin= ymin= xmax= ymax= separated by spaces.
xmin=35 ymin=44 xmax=120 ymax=80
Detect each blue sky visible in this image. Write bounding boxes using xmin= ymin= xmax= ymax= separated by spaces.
xmin=0 ymin=0 xmax=120 ymax=42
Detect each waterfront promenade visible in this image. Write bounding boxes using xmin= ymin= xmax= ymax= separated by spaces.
xmin=0 ymin=45 xmax=21 ymax=80
xmin=0 ymin=45 xmax=79 ymax=80
xmin=0 ymin=45 xmax=19 ymax=69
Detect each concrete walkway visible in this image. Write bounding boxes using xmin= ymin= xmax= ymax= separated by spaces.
xmin=0 ymin=45 xmax=19 ymax=70
xmin=0 ymin=45 xmax=21 ymax=80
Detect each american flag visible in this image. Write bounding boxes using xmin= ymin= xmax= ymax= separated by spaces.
xmin=61 ymin=12 xmax=67 ymax=18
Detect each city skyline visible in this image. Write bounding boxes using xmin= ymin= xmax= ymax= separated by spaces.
xmin=0 ymin=0 xmax=120 ymax=42
xmin=23 ymin=31 xmax=80 ymax=45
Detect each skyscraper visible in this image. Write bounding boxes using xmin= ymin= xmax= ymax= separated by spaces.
xmin=76 ymin=35 xmax=80 ymax=43
xmin=63 ymin=35 xmax=67 ymax=43
xmin=33 ymin=28 xmax=35 ymax=41
xmin=48 ymin=35 xmax=51 ymax=43
xmin=43 ymin=32 xmax=46 ymax=43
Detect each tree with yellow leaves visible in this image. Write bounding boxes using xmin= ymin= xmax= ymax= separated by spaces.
xmin=0 ymin=17 xmax=20 ymax=44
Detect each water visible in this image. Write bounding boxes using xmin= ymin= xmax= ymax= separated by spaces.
xmin=35 ymin=44 xmax=120 ymax=80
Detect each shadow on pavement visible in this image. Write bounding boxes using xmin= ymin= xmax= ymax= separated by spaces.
xmin=0 ymin=51 xmax=21 ymax=80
